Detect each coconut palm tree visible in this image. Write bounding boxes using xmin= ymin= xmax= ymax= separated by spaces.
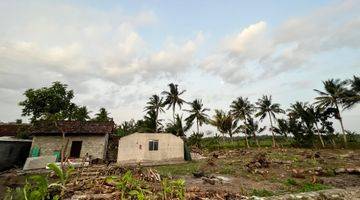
xmin=307 ymin=105 xmax=325 ymax=148
xmin=165 ymin=114 xmax=191 ymax=137
xmin=230 ymin=97 xmax=255 ymax=148
xmin=288 ymin=102 xmax=325 ymax=148
xmin=162 ymin=83 xmax=186 ymax=121
xmin=314 ymin=79 xmax=348 ymax=146
xmin=255 ymin=95 xmax=285 ymax=148
xmin=273 ymin=118 xmax=290 ymax=139
xmin=344 ymin=75 xmax=360 ymax=109
xmin=94 ymin=108 xmax=111 ymax=122
xmin=241 ymin=117 xmax=265 ymax=147
xmin=210 ymin=109 xmax=238 ymax=139
xmin=185 ymin=99 xmax=210 ymax=134
xmin=144 ymin=94 xmax=165 ymax=132
xmin=71 ymin=106 xmax=90 ymax=121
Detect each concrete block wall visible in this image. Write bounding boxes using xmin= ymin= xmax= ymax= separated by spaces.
xmin=117 ymin=133 xmax=184 ymax=164
xmin=31 ymin=135 xmax=107 ymax=159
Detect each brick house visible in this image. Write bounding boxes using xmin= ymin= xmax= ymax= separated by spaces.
xmin=30 ymin=121 xmax=115 ymax=160
xmin=0 ymin=123 xmax=30 ymax=138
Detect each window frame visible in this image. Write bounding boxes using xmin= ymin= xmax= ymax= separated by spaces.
xmin=148 ymin=140 xmax=159 ymax=151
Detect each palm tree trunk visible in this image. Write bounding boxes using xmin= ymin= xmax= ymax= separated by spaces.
xmin=335 ymin=103 xmax=347 ymax=147
xmin=331 ymin=137 xmax=336 ymax=148
xmin=243 ymin=116 xmax=250 ymax=148
xmin=315 ymin=123 xmax=325 ymax=148
xmin=254 ymin=132 xmax=260 ymax=148
xmin=155 ymin=109 xmax=158 ymax=133
xmin=244 ymin=134 xmax=249 ymax=148
xmin=196 ymin=119 xmax=199 ymax=134
xmin=172 ymin=105 xmax=175 ymax=122
xmin=268 ymin=112 xmax=277 ymax=148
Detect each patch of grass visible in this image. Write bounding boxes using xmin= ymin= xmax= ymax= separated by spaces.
xmin=153 ymin=161 xmax=201 ymax=176
xmin=218 ymin=165 xmax=236 ymax=174
xmin=284 ymin=178 xmax=298 ymax=186
xmin=298 ymin=183 xmax=331 ymax=193
xmin=251 ymin=189 xmax=274 ymax=197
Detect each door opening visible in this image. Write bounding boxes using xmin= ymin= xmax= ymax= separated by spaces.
xmin=70 ymin=141 xmax=82 ymax=158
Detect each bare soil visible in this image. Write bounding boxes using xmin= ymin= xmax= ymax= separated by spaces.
xmin=0 ymin=148 xmax=359 ymax=199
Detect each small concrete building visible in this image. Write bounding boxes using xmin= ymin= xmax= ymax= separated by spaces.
xmin=0 ymin=124 xmax=32 ymax=171
xmin=30 ymin=121 xmax=114 ymax=160
xmin=117 ymin=133 xmax=184 ymax=164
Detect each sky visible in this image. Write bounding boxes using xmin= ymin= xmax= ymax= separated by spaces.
xmin=0 ymin=0 xmax=359 ymax=135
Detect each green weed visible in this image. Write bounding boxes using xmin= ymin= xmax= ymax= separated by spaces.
xmin=298 ymin=183 xmax=331 ymax=192
xmin=251 ymin=189 xmax=274 ymax=197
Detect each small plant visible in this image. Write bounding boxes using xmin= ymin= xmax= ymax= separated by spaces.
xmin=284 ymin=178 xmax=298 ymax=186
xmin=47 ymin=163 xmax=74 ymax=186
xmin=109 ymin=170 xmax=151 ymax=200
xmin=298 ymin=183 xmax=331 ymax=192
xmin=251 ymin=189 xmax=274 ymax=197
xmin=4 ymin=175 xmax=57 ymax=200
xmin=160 ymin=178 xmax=185 ymax=200
xmin=4 ymin=163 xmax=73 ymax=200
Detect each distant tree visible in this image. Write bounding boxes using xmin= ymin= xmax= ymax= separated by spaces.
xmin=165 ymin=114 xmax=191 ymax=137
xmin=344 ymin=75 xmax=360 ymax=109
xmin=314 ymin=79 xmax=348 ymax=146
xmin=94 ymin=108 xmax=111 ymax=122
xmin=240 ymin=117 xmax=265 ymax=147
xmin=15 ymin=119 xmax=22 ymax=124
xmin=230 ymin=97 xmax=255 ymax=148
xmin=18 ymin=81 xmax=76 ymax=169
xmin=71 ymin=106 xmax=90 ymax=122
xmin=255 ymin=95 xmax=285 ymax=148
xmin=162 ymin=83 xmax=186 ymax=121
xmin=19 ymin=81 xmax=75 ymax=122
xmin=144 ymin=94 xmax=165 ymax=132
xmin=273 ymin=118 xmax=290 ymax=139
xmin=116 ymin=119 xmax=137 ymax=137
xmin=288 ymin=102 xmax=317 ymax=147
xmin=188 ymin=132 xmax=204 ymax=148
xmin=210 ymin=110 xmax=238 ymax=139
xmin=142 ymin=110 xmax=162 ymax=133
xmin=185 ymin=99 xmax=210 ymax=134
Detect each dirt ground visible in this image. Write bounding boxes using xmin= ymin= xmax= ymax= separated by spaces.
xmin=0 ymin=148 xmax=359 ymax=199
xmin=157 ymin=148 xmax=360 ymax=198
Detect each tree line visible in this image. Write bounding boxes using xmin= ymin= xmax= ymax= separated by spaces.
xmin=15 ymin=76 xmax=359 ymax=148
xmin=118 ymin=76 xmax=359 ymax=148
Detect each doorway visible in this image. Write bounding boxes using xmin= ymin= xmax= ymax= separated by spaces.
xmin=70 ymin=141 xmax=82 ymax=158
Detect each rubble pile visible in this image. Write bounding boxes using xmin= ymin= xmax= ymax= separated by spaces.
xmin=245 ymin=153 xmax=270 ymax=174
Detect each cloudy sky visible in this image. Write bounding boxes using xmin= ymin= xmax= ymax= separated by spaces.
xmin=0 ymin=0 xmax=359 ymax=134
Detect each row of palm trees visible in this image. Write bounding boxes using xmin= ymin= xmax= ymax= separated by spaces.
xmin=136 ymin=76 xmax=359 ymax=148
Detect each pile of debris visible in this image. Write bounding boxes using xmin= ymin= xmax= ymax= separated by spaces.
xmin=186 ymin=187 xmax=249 ymax=200
xmin=63 ymin=165 xmax=163 ymax=199
xmin=245 ymin=153 xmax=270 ymax=174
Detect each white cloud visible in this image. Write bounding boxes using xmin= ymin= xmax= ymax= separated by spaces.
xmin=0 ymin=1 xmax=204 ymax=122
xmin=200 ymin=0 xmax=360 ymax=84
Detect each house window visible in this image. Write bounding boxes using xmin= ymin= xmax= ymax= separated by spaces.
xmin=149 ymin=140 xmax=159 ymax=151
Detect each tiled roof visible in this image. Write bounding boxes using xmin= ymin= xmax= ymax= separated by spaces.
xmin=0 ymin=124 xmax=30 ymax=137
xmin=31 ymin=121 xmax=115 ymax=136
